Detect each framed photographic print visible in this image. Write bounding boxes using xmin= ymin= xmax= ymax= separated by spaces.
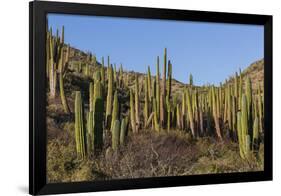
xmin=29 ymin=1 xmax=272 ymax=195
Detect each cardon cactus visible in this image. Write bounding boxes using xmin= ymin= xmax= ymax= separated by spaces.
xmin=110 ymin=91 xmax=119 ymax=131
xmin=112 ymin=120 xmax=120 ymax=150
xmin=211 ymin=87 xmax=223 ymax=141
xmin=58 ymin=45 xmax=70 ymax=114
xmin=156 ymin=56 xmax=160 ymax=120
xmin=147 ymin=66 xmax=152 ymax=101
xmin=153 ymin=98 xmax=160 ymax=132
xmin=167 ymin=60 xmax=172 ymax=100
xmin=130 ymin=89 xmax=136 ymax=133
xmin=106 ymin=65 xmax=113 ymax=129
xmin=162 ymin=48 xmax=167 ymax=99
xmin=144 ymin=76 xmax=149 ymax=128
xmin=74 ymin=91 xmax=87 ymax=160
xmin=135 ymin=74 xmax=140 ymax=131
xmin=92 ymin=80 xmax=104 ymax=153
xmin=120 ymin=116 xmax=129 ymax=145
xmin=186 ymin=89 xmax=195 ymax=137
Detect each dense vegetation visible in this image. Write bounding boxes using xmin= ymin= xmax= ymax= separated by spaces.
xmin=46 ymin=26 xmax=264 ymax=182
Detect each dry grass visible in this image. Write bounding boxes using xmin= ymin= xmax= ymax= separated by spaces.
xmin=47 ymin=115 xmax=264 ymax=183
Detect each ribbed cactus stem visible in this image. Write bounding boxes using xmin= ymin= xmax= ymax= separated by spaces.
xmin=74 ymin=91 xmax=87 ymax=160
xmin=135 ymin=75 xmax=140 ymax=131
xmin=167 ymin=60 xmax=172 ymax=100
xmin=211 ymin=87 xmax=223 ymax=141
xmin=252 ymin=116 xmax=259 ymax=152
xmin=130 ymin=89 xmax=136 ymax=133
xmin=112 ymin=120 xmax=120 ymax=151
xmin=101 ymin=57 xmax=105 ymax=85
xmin=153 ymin=98 xmax=160 ymax=132
xmin=58 ymin=46 xmax=70 ymax=113
xmin=120 ymin=117 xmax=128 ymax=145
xmin=186 ymin=89 xmax=195 ymax=137
xmin=87 ymin=111 xmax=94 ymax=154
xmin=105 ymin=65 xmax=113 ymax=128
xmin=246 ymin=77 xmax=253 ymax=137
xmin=237 ymin=112 xmax=245 ymax=159
xmin=110 ymin=91 xmax=119 ymax=131
xmin=144 ymin=76 xmax=149 ymax=128
xmin=162 ymin=48 xmax=167 ymax=99
xmin=147 ymin=66 xmax=152 ymax=101
xmin=156 ymin=56 xmax=160 ymax=120
xmin=93 ymin=80 xmax=104 ymax=152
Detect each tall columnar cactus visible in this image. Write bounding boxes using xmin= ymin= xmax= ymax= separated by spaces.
xmin=181 ymin=92 xmax=186 ymax=130
xmin=120 ymin=117 xmax=129 ymax=145
xmin=245 ymin=77 xmax=253 ymax=137
xmin=130 ymin=89 xmax=136 ymax=133
xmin=135 ymin=75 xmax=140 ymax=131
xmin=101 ymin=57 xmax=105 ymax=86
xmin=87 ymin=111 xmax=93 ymax=154
xmin=227 ymin=87 xmax=232 ymax=135
xmin=160 ymin=93 xmax=165 ymax=128
xmin=48 ymin=30 xmax=57 ymax=98
xmin=211 ymin=87 xmax=223 ymax=141
xmin=112 ymin=120 xmax=120 ymax=151
xmin=167 ymin=60 xmax=172 ymax=100
xmin=257 ymin=84 xmax=263 ymax=132
xmin=147 ymin=66 xmax=152 ymax=101
xmin=186 ymin=89 xmax=195 ymax=137
xmin=156 ymin=56 xmax=160 ymax=119
xmin=232 ymin=96 xmax=237 ymax=139
xmin=58 ymin=45 xmax=70 ymax=114
xmin=144 ymin=76 xmax=149 ymax=128
xmin=176 ymin=104 xmax=182 ymax=130
xmin=167 ymin=99 xmax=171 ymax=132
xmin=234 ymin=72 xmax=238 ymax=98
xmin=110 ymin=91 xmax=119 ymax=131
xmin=113 ymin=64 xmax=118 ymax=87
xmin=237 ymin=95 xmax=250 ymax=159
xmin=75 ymin=91 xmax=87 ymax=160
xmin=162 ymin=48 xmax=167 ymax=99
xmin=93 ymin=80 xmax=104 ymax=152
xmin=106 ymin=65 xmax=113 ymax=128
xmin=89 ymin=82 xmax=94 ymax=112
xmin=85 ymin=64 xmax=90 ymax=76
xmin=153 ymin=98 xmax=160 ymax=132
xmin=118 ymin=64 xmax=123 ymax=88
xmin=252 ymin=116 xmax=259 ymax=152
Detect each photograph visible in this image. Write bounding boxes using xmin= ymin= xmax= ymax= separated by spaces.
xmin=46 ymin=13 xmax=264 ymax=183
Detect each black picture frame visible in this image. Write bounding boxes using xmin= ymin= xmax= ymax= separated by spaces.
xmin=29 ymin=1 xmax=273 ymax=195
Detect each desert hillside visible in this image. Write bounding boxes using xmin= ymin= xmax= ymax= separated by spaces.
xmin=46 ymin=31 xmax=264 ymax=183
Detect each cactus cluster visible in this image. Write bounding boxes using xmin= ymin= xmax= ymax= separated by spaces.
xmin=47 ymin=27 xmax=263 ymax=162
xmin=47 ymin=26 xmax=70 ymax=113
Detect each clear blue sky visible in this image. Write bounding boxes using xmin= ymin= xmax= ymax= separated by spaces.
xmin=47 ymin=13 xmax=263 ymax=85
